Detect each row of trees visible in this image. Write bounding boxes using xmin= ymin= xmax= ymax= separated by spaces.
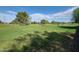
xmin=31 ymin=20 xmax=74 ymax=24
xmin=0 ymin=11 xmax=76 ymax=25
xmin=31 ymin=20 xmax=49 ymax=24
xmin=10 ymin=12 xmax=74 ymax=25
xmin=11 ymin=12 xmax=50 ymax=25
xmin=0 ymin=8 xmax=79 ymax=25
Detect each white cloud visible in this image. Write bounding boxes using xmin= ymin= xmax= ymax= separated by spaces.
xmin=0 ymin=11 xmax=16 ymax=23
xmin=0 ymin=7 xmax=79 ymax=23
xmin=30 ymin=13 xmax=50 ymax=22
xmin=30 ymin=7 xmax=79 ymax=22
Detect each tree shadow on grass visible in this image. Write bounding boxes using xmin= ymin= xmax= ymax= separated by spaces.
xmin=70 ymin=26 xmax=79 ymax=52
xmin=8 ymin=31 xmax=74 ymax=52
xmin=59 ymin=26 xmax=76 ymax=29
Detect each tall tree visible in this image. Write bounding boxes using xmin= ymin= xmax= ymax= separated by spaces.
xmin=71 ymin=8 xmax=79 ymax=51
xmin=11 ymin=12 xmax=31 ymax=25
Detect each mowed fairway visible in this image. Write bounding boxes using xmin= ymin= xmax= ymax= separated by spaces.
xmin=0 ymin=24 xmax=76 ymax=51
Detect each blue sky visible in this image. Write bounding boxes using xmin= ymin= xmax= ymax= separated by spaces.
xmin=0 ymin=6 xmax=74 ymax=14
xmin=0 ymin=6 xmax=78 ymax=23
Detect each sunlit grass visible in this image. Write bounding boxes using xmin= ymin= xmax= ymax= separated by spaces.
xmin=0 ymin=23 xmax=76 ymax=51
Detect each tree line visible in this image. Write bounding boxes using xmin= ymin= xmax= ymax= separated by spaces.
xmin=0 ymin=11 xmax=76 ymax=25
xmin=10 ymin=11 xmax=70 ymax=25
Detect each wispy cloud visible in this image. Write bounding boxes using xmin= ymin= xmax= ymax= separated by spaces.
xmin=0 ymin=11 xmax=16 ymax=23
xmin=0 ymin=7 xmax=79 ymax=23
xmin=30 ymin=7 xmax=79 ymax=22
xmin=30 ymin=13 xmax=50 ymax=22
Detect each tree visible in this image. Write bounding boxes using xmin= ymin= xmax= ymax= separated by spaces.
xmin=51 ymin=20 xmax=56 ymax=24
xmin=31 ymin=21 xmax=38 ymax=24
xmin=41 ymin=19 xmax=49 ymax=24
xmin=11 ymin=12 xmax=31 ymax=25
xmin=73 ymin=8 xmax=79 ymax=23
xmin=0 ymin=20 xmax=4 ymax=24
xmin=71 ymin=8 xmax=79 ymax=51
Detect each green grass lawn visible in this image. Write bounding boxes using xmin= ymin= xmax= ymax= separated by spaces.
xmin=0 ymin=24 xmax=76 ymax=51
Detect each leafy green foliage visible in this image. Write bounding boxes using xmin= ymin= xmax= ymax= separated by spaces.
xmin=41 ymin=19 xmax=49 ymax=24
xmin=11 ymin=12 xmax=31 ymax=25
xmin=73 ymin=8 xmax=79 ymax=23
xmin=31 ymin=21 xmax=39 ymax=24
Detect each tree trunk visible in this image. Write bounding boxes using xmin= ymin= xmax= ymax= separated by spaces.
xmin=71 ymin=26 xmax=79 ymax=52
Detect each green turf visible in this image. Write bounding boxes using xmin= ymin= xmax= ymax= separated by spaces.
xmin=0 ymin=24 xmax=76 ymax=51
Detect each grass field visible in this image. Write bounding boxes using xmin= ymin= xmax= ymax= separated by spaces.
xmin=0 ymin=23 xmax=77 ymax=51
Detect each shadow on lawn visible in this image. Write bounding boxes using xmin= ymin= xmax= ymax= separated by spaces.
xmin=59 ymin=26 xmax=76 ymax=29
xmin=8 ymin=31 xmax=74 ymax=52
